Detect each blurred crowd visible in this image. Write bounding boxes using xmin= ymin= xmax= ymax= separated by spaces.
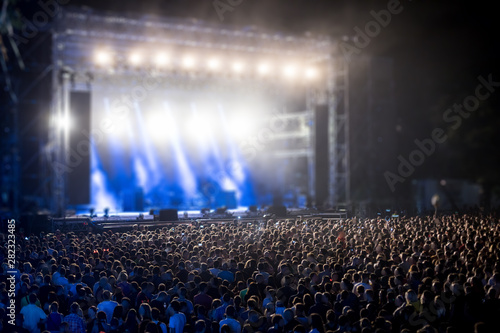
xmin=1 ymin=212 xmax=500 ymax=333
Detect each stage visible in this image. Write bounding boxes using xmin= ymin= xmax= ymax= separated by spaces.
xmin=47 ymin=206 xmax=347 ymax=233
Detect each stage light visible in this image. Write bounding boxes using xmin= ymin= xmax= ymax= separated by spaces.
xmin=207 ymin=57 xmax=221 ymax=70
xmin=147 ymin=112 xmax=174 ymax=141
xmin=305 ymin=67 xmax=319 ymax=80
xmin=55 ymin=114 xmax=71 ymax=130
xmin=182 ymin=55 xmax=196 ymax=69
xmin=94 ymin=50 xmax=112 ymax=66
xmin=128 ymin=52 xmax=143 ymax=66
xmin=283 ymin=64 xmax=297 ymax=78
xmin=188 ymin=114 xmax=211 ymax=138
xmin=257 ymin=62 xmax=271 ymax=75
xmin=232 ymin=61 xmax=245 ymax=73
xmin=228 ymin=114 xmax=254 ymax=139
xmin=154 ymin=52 xmax=170 ymax=67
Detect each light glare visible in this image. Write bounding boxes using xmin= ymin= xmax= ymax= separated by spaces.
xmin=208 ymin=58 xmax=221 ymax=70
xmin=154 ymin=52 xmax=170 ymax=67
xmin=182 ymin=55 xmax=196 ymax=69
xmin=95 ymin=50 xmax=112 ymax=66
xmin=129 ymin=52 xmax=143 ymax=66
xmin=305 ymin=67 xmax=318 ymax=79
xmin=232 ymin=61 xmax=244 ymax=73
xmin=283 ymin=64 xmax=297 ymax=78
xmin=55 ymin=114 xmax=71 ymax=130
xmin=257 ymin=62 xmax=270 ymax=75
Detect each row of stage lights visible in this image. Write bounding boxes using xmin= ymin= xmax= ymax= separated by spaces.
xmin=94 ymin=49 xmax=321 ymax=81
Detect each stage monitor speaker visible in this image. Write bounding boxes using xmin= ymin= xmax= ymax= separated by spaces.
xmin=216 ymin=207 xmax=227 ymax=214
xmin=159 ymin=209 xmax=178 ymax=221
xmin=268 ymin=205 xmax=287 ymax=217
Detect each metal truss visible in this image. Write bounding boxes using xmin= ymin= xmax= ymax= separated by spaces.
xmin=48 ymin=8 xmax=349 ymax=213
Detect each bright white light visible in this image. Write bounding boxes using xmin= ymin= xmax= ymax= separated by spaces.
xmin=283 ymin=64 xmax=297 ymax=78
xmin=55 ymin=114 xmax=71 ymax=130
xmin=128 ymin=52 xmax=143 ymax=66
xmin=257 ymin=62 xmax=270 ymax=75
xmin=228 ymin=115 xmax=254 ymax=139
xmin=147 ymin=112 xmax=174 ymax=141
xmin=182 ymin=55 xmax=196 ymax=69
xmin=207 ymin=58 xmax=221 ymax=70
xmin=154 ymin=52 xmax=170 ymax=67
xmin=305 ymin=67 xmax=319 ymax=80
xmin=232 ymin=61 xmax=245 ymax=73
xmin=95 ymin=50 xmax=112 ymax=66
xmin=187 ymin=115 xmax=211 ymax=138
xmin=108 ymin=117 xmax=130 ymax=139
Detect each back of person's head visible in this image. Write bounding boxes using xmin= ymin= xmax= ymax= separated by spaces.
xmin=225 ymin=305 xmax=236 ymax=318
xmin=295 ymin=303 xmax=304 ymax=315
xmin=326 ymin=309 xmax=336 ymax=322
xmin=293 ymin=324 xmax=306 ymax=333
xmin=70 ymin=302 xmax=80 ymax=314
xmin=195 ymin=319 xmax=206 ymax=333
xmin=310 ymin=313 xmax=323 ymax=329
xmin=126 ymin=308 xmax=137 ymax=323
xmin=474 ymin=322 xmax=488 ymax=333
xmin=338 ymin=315 xmax=348 ymax=327
xmin=220 ymin=324 xmax=231 ymax=333
xmin=247 ymin=298 xmax=257 ymax=309
xmin=416 ymin=325 xmax=437 ymax=333
xmin=314 ymin=292 xmax=323 ymax=303
xmin=103 ymin=290 xmax=111 ymax=300
xmin=139 ymin=303 xmax=152 ymax=319
xmin=49 ymin=301 xmax=59 ymax=313
xmin=222 ymin=293 xmax=231 ymax=303
xmin=28 ymin=293 xmax=37 ymax=304
xmin=171 ymin=300 xmax=181 ymax=312
xmin=145 ymin=321 xmax=159 ymax=333
xmin=271 ymin=314 xmax=283 ymax=327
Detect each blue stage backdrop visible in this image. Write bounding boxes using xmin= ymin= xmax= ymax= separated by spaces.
xmin=88 ymin=79 xmax=278 ymax=212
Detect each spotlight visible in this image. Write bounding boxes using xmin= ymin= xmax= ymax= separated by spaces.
xmin=55 ymin=114 xmax=71 ymax=130
xmin=187 ymin=115 xmax=211 ymax=138
xmin=154 ymin=52 xmax=170 ymax=67
xmin=232 ymin=61 xmax=245 ymax=73
xmin=94 ymin=50 xmax=112 ymax=66
xmin=283 ymin=64 xmax=297 ymax=78
xmin=128 ymin=52 xmax=143 ymax=66
xmin=207 ymin=57 xmax=221 ymax=70
xmin=182 ymin=55 xmax=196 ymax=69
xmin=305 ymin=67 xmax=318 ymax=80
xmin=147 ymin=112 xmax=174 ymax=141
xmin=257 ymin=62 xmax=270 ymax=75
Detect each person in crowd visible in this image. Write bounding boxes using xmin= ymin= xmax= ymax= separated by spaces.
xmin=64 ymin=302 xmax=87 ymax=333
xmin=219 ymin=305 xmax=241 ymax=333
xmin=97 ymin=290 xmax=118 ymax=324
xmin=20 ymin=294 xmax=47 ymax=333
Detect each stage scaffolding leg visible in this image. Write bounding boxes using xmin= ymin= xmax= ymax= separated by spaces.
xmin=50 ymin=32 xmax=71 ymax=217
xmin=327 ymin=56 xmax=350 ymax=209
